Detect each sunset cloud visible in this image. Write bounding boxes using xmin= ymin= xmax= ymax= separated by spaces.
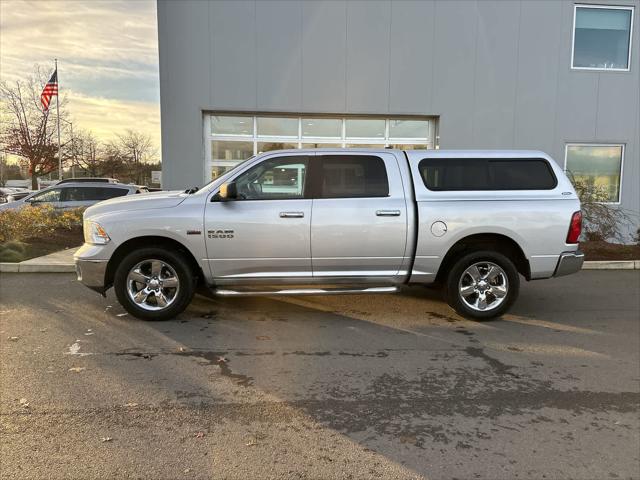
xmin=0 ymin=0 xmax=160 ymax=150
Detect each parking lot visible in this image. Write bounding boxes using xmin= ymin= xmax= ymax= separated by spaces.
xmin=1 ymin=271 xmax=639 ymax=479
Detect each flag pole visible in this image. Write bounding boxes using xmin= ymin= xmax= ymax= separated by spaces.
xmin=55 ymin=58 xmax=62 ymax=180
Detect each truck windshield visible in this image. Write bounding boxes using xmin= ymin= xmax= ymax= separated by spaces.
xmin=197 ymin=156 xmax=256 ymax=191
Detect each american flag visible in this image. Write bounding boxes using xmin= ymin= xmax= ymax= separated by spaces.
xmin=40 ymin=69 xmax=58 ymax=111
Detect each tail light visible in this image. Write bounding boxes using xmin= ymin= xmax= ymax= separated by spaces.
xmin=566 ymin=211 xmax=582 ymax=244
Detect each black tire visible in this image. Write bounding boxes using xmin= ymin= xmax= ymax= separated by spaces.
xmin=444 ymin=250 xmax=520 ymax=320
xmin=113 ymin=247 xmax=196 ymax=321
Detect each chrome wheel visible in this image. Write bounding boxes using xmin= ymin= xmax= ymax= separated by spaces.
xmin=126 ymin=259 xmax=180 ymax=311
xmin=458 ymin=262 xmax=508 ymax=312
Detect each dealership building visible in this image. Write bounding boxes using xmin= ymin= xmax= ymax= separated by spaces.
xmin=157 ymin=0 xmax=639 ymax=235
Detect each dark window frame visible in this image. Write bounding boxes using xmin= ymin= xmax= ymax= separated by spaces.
xmin=418 ymin=158 xmax=558 ymax=191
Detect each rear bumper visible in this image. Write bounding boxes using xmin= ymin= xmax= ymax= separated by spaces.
xmin=553 ymin=250 xmax=584 ymax=277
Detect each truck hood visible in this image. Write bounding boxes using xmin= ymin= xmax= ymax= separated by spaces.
xmin=85 ymin=190 xmax=188 ymax=218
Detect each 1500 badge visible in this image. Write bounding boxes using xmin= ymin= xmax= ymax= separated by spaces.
xmin=208 ymin=229 xmax=234 ymax=239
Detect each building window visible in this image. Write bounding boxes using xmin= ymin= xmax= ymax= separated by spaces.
xmin=565 ymin=144 xmax=624 ymax=203
xmin=205 ymin=114 xmax=437 ymax=181
xmin=572 ymin=5 xmax=634 ymax=71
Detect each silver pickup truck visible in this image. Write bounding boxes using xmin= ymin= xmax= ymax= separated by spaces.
xmin=75 ymin=149 xmax=583 ymax=321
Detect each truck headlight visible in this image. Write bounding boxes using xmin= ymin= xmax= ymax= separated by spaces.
xmin=84 ymin=220 xmax=110 ymax=245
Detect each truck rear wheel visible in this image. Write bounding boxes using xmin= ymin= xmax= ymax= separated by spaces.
xmin=114 ymin=248 xmax=195 ymax=321
xmin=445 ymin=250 xmax=519 ymax=320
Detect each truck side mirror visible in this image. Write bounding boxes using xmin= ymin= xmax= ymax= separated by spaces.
xmin=217 ymin=182 xmax=238 ymax=201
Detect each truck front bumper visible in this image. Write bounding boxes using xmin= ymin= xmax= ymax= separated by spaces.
xmin=553 ymin=250 xmax=584 ymax=277
xmin=74 ymin=243 xmax=111 ymax=294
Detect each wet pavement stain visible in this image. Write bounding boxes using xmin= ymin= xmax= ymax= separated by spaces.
xmin=283 ymin=351 xmax=331 ymax=356
xmin=338 ymin=351 xmax=389 ymax=358
xmin=115 ymin=351 xmax=157 ymax=360
xmin=173 ymin=350 xmax=254 ymax=387
xmin=464 ymin=346 xmax=517 ymax=377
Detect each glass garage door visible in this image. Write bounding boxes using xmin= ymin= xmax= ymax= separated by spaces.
xmin=205 ymin=114 xmax=437 ymax=181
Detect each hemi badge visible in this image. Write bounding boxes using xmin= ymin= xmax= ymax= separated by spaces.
xmin=186 ymin=230 xmax=202 ymax=235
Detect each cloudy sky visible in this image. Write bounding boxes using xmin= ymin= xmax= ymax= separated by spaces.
xmin=0 ymin=0 xmax=160 ymax=150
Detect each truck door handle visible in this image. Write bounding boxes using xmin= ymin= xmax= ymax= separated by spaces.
xmin=376 ymin=210 xmax=401 ymax=217
xmin=279 ymin=211 xmax=304 ymax=218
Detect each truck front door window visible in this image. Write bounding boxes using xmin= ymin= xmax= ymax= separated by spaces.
xmin=235 ymin=156 xmax=308 ymax=200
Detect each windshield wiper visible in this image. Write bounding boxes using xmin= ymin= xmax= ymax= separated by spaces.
xmin=184 ymin=186 xmax=199 ymax=194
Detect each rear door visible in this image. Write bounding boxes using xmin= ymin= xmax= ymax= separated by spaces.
xmin=310 ymin=152 xmax=408 ymax=279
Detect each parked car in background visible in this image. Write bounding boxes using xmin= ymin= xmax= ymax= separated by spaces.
xmin=75 ymin=148 xmax=583 ymax=321
xmin=0 ymin=182 xmax=142 ymax=211
xmin=56 ymin=178 xmax=120 ymax=185
xmin=0 ymin=187 xmax=34 ymax=204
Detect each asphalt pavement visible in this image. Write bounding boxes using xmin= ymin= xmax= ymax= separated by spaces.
xmin=1 ymin=271 xmax=639 ymax=479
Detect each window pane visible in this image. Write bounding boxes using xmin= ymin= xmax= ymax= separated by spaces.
xmin=345 ymin=119 xmax=385 ymax=139
xmin=566 ymin=145 xmax=623 ymax=202
xmin=98 ymin=188 xmax=129 ymax=200
xmin=389 ymin=144 xmax=430 ymax=150
xmin=388 ymin=120 xmax=429 ymax=139
xmin=345 ymin=144 xmax=385 ymax=148
xmin=62 ymin=187 xmax=87 ymax=201
xmin=302 ymin=118 xmax=342 ymax=138
xmin=420 ymin=159 xmax=490 ymax=191
xmin=32 ymin=188 xmax=61 ymax=202
xmin=419 ymin=158 xmax=557 ymax=191
xmin=319 ymin=155 xmax=389 ymax=198
xmin=257 ymin=117 xmax=298 ymax=137
xmin=301 ymin=142 xmax=342 ymax=149
xmin=573 ymin=7 xmax=632 ymax=69
xmin=489 ymin=160 xmax=556 ymax=190
xmin=234 ymin=156 xmax=308 ymax=200
xmin=211 ymin=166 xmax=234 ymax=180
xmin=257 ymin=142 xmax=298 ymax=154
xmin=212 ymin=140 xmax=253 ymax=161
xmin=211 ymin=116 xmax=253 ymax=136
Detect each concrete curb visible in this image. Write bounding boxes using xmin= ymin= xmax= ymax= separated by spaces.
xmin=1 ymin=260 xmax=638 ymax=273
xmin=582 ymin=260 xmax=639 ymax=270
xmin=0 ymin=263 xmax=75 ymax=273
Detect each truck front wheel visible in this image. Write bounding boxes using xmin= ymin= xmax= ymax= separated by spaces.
xmin=113 ymin=248 xmax=196 ymax=321
xmin=445 ymin=250 xmax=519 ymax=320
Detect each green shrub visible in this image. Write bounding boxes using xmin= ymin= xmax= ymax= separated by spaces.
xmin=0 ymin=241 xmax=27 ymax=262
xmin=2 ymin=240 xmax=27 ymax=254
xmin=0 ymin=248 xmax=24 ymax=262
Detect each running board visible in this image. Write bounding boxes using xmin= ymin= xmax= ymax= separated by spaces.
xmin=214 ymin=286 xmax=399 ymax=297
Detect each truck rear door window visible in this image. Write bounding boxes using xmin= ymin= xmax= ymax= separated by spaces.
xmin=318 ymin=155 xmax=389 ymax=198
xmin=419 ymin=158 xmax=557 ymax=191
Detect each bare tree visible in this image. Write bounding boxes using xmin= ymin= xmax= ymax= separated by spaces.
xmin=0 ymin=67 xmax=69 ymax=189
xmin=71 ymin=130 xmax=102 ymax=177
xmin=568 ymin=172 xmax=637 ymax=242
xmin=115 ymin=129 xmax=156 ymax=184
xmin=100 ymin=140 xmax=127 ymax=179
